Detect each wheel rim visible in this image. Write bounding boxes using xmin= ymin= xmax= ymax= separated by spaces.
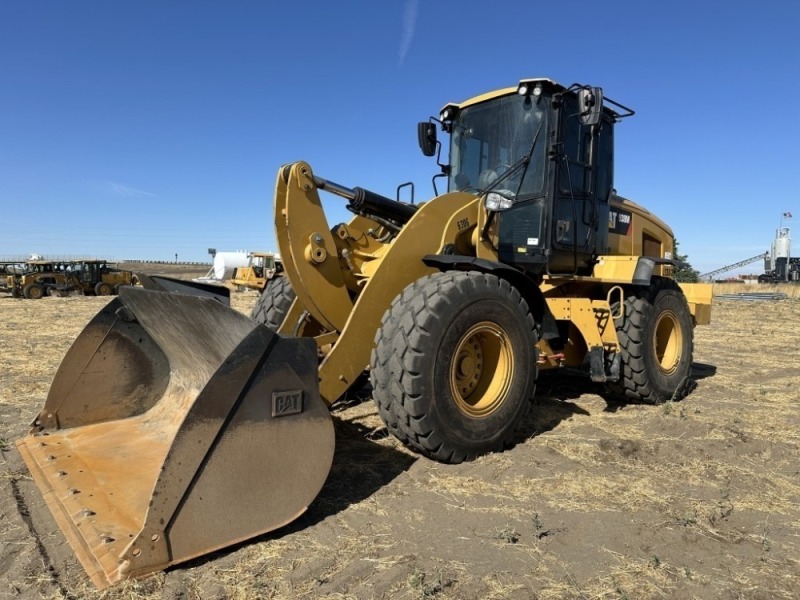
xmin=449 ymin=321 xmax=514 ymax=417
xmin=653 ymin=310 xmax=682 ymax=374
xmin=30 ymin=286 xmax=42 ymax=299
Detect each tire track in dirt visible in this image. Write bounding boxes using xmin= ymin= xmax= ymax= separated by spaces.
xmin=2 ymin=449 xmax=76 ymax=600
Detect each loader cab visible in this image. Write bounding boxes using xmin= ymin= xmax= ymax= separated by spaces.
xmin=424 ymin=79 xmax=630 ymax=276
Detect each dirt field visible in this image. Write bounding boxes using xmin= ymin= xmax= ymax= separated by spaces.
xmin=1 ymin=288 xmax=799 ymax=599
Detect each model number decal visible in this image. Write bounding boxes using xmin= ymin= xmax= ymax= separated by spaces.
xmin=456 ymin=218 xmax=470 ymax=231
xmin=609 ymin=208 xmax=632 ymax=235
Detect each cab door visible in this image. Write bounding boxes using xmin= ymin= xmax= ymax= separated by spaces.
xmin=548 ymin=97 xmax=613 ymax=274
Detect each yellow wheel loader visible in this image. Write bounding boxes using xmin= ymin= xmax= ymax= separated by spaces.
xmin=230 ymin=251 xmax=282 ymax=292
xmin=17 ymin=78 xmax=712 ymax=588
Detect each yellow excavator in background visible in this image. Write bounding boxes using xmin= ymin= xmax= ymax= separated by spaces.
xmin=17 ymin=78 xmax=712 ymax=588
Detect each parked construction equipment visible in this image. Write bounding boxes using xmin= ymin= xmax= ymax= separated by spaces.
xmin=69 ymin=259 xmax=137 ymax=295
xmin=17 ymin=78 xmax=712 ymax=588
xmin=5 ymin=259 xmax=136 ymax=298
xmin=0 ymin=264 xmax=17 ymax=295
xmin=230 ymin=251 xmax=282 ymax=291
xmin=5 ymin=260 xmax=74 ymax=299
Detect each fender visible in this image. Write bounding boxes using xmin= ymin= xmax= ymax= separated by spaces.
xmin=422 ymin=254 xmax=550 ymax=336
xmin=632 ymin=256 xmax=678 ymax=285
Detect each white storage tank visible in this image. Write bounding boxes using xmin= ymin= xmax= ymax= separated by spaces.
xmin=212 ymin=251 xmax=249 ymax=280
xmin=769 ymin=228 xmax=791 ymax=272
xmin=774 ymin=228 xmax=791 ymax=259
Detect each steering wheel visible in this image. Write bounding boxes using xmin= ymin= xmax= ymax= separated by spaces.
xmin=478 ymin=162 xmax=517 ymax=189
xmin=478 ymin=169 xmax=498 ymax=188
xmin=494 ymin=163 xmax=514 ymax=177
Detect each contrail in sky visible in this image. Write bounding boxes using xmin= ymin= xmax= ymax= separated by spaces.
xmin=398 ymin=0 xmax=419 ymax=66
xmin=101 ymin=180 xmax=156 ymax=198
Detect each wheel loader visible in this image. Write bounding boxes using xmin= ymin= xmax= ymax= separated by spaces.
xmin=230 ymin=251 xmax=282 ymax=291
xmin=16 ymin=78 xmax=712 ymax=588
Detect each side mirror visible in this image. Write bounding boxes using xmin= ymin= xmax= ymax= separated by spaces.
xmin=417 ymin=122 xmax=437 ymax=156
xmin=578 ymin=87 xmax=604 ymax=126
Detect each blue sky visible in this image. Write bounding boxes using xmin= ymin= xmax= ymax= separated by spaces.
xmin=1 ymin=1 xmax=798 ymax=276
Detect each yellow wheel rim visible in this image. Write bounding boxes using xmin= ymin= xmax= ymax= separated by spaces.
xmin=449 ymin=322 xmax=514 ymax=418
xmin=653 ymin=310 xmax=682 ymax=374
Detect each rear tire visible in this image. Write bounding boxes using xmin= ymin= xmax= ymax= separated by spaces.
xmin=370 ymin=271 xmax=538 ymax=463
xmin=23 ymin=283 xmax=44 ymax=300
xmin=251 ymin=275 xmax=296 ymax=331
xmin=95 ymin=282 xmax=113 ymax=296
xmin=605 ymin=278 xmax=694 ymax=404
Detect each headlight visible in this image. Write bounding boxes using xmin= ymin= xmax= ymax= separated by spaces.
xmin=484 ymin=192 xmax=514 ymax=211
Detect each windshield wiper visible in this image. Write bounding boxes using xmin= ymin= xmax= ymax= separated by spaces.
xmin=479 ymin=120 xmax=545 ymax=247
xmin=480 ymin=120 xmax=544 ymax=198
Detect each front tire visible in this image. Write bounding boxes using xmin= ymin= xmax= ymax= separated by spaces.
xmin=23 ymin=283 xmax=44 ymax=300
xmin=370 ymin=271 xmax=538 ymax=463
xmin=95 ymin=282 xmax=113 ymax=296
xmin=251 ymin=275 xmax=296 ymax=331
xmin=605 ymin=278 xmax=694 ymax=404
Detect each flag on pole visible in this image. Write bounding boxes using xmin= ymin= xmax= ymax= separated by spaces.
xmin=783 ymin=212 xmax=793 ymax=218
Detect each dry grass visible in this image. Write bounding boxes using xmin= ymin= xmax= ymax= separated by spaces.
xmin=1 ymin=289 xmax=799 ymax=600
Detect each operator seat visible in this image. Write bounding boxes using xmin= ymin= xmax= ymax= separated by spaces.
xmin=478 ymin=168 xmax=498 ymax=189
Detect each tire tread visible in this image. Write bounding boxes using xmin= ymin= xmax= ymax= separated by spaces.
xmin=370 ymin=271 xmax=537 ymax=463
xmin=606 ymin=277 xmax=693 ymax=404
xmin=251 ymin=275 xmax=296 ymax=330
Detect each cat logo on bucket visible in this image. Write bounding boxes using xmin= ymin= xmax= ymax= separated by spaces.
xmin=272 ymin=390 xmax=304 ymax=417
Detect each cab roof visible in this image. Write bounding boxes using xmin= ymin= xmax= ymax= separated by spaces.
xmin=441 ymin=78 xmax=563 ymax=111
xmin=441 ymin=78 xmax=628 ymax=122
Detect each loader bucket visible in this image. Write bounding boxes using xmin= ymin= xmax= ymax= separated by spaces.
xmin=16 ymin=286 xmax=334 ymax=589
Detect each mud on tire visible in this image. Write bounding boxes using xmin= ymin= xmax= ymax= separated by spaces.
xmin=370 ymin=271 xmax=538 ymax=463
xmin=605 ymin=277 xmax=694 ymax=404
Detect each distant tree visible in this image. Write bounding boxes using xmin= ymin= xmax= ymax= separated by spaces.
xmin=673 ymin=239 xmax=700 ymax=282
